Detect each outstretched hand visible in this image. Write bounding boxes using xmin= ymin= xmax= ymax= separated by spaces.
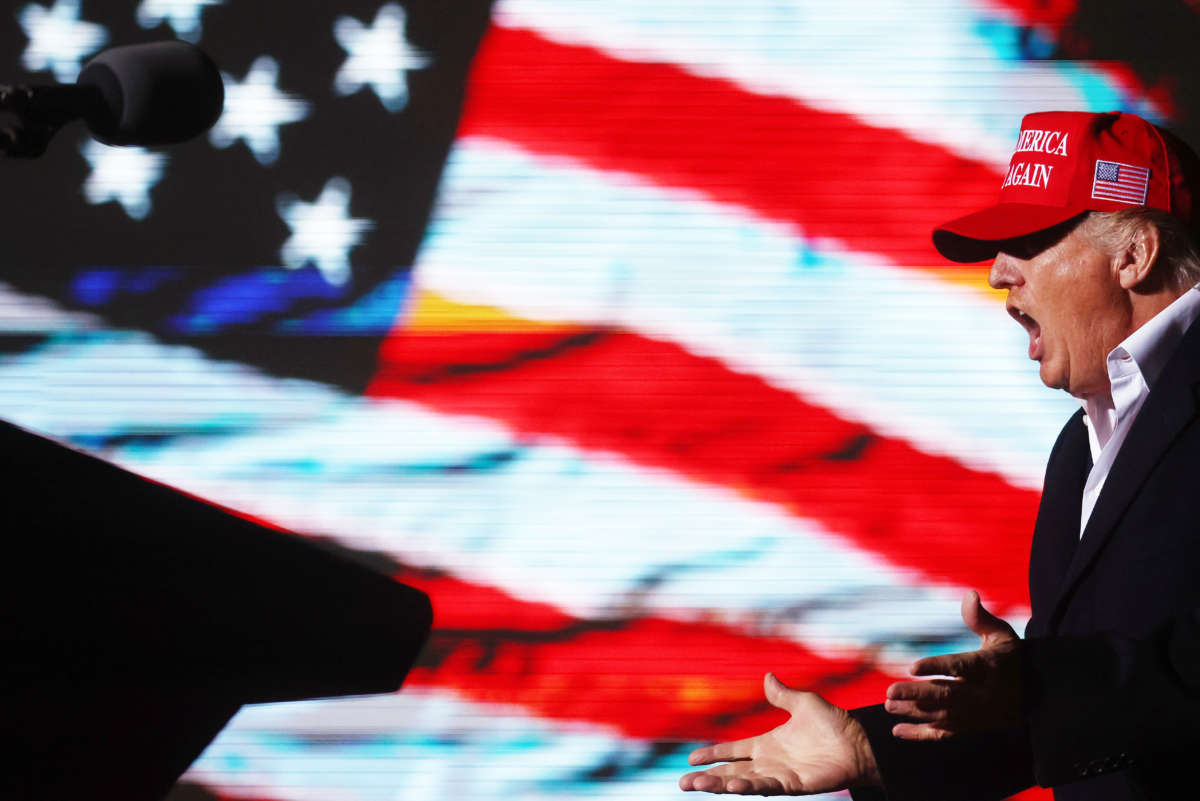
xmin=885 ymin=590 xmax=1022 ymax=741
xmin=679 ymin=673 xmax=881 ymax=795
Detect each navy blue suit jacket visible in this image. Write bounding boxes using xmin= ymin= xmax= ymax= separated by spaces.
xmin=849 ymin=315 xmax=1200 ymax=801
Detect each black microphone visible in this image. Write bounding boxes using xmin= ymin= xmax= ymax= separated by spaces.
xmin=0 ymin=41 xmax=224 ymax=157
xmin=79 ymin=41 xmax=224 ymax=146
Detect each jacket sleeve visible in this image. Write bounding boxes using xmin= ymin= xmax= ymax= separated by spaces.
xmin=846 ymin=705 xmax=1034 ymax=801
xmin=1022 ymin=611 xmax=1200 ymax=787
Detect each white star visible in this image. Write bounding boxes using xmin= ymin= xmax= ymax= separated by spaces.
xmin=80 ymin=140 xmax=167 ymax=220
xmin=209 ymin=56 xmax=310 ymax=166
xmin=136 ymin=0 xmax=222 ymax=43
xmin=333 ymin=3 xmax=430 ymax=113
xmin=276 ymin=177 xmax=372 ymax=286
xmin=19 ymin=0 xmax=108 ymax=83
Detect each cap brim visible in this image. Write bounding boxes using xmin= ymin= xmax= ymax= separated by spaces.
xmin=933 ymin=203 xmax=1088 ymax=263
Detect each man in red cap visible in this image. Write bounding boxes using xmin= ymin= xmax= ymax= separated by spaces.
xmin=679 ymin=111 xmax=1200 ymax=800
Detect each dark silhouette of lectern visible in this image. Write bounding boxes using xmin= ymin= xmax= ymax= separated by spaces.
xmin=0 ymin=419 xmax=433 ymax=800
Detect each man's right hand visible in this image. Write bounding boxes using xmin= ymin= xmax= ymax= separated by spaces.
xmin=679 ymin=673 xmax=882 ymax=795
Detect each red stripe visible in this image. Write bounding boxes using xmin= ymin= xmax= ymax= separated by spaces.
xmin=979 ymin=0 xmax=1079 ymax=32
xmin=396 ymin=566 xmax=895 ymax=741
xmin=459 ymin=26 xmax=1001 ymax=268
xmin=1090 ymin=60 xmax=1178 ymax=119
xmin=367 ymin=329 xmax=1040 ymax=614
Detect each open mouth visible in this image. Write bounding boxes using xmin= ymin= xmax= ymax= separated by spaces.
xmin=1008 ymin=305 xmax=1043 ymax=360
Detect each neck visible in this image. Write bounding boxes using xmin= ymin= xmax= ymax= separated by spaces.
xmin=1127 ymin=281 xmax=1190 ymax=333
xmin=1072 ymin=285 xmax=1189 ymax=403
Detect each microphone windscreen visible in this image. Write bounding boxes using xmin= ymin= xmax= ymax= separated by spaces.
xmin=76 ymin=41 xmax=224 ymax=147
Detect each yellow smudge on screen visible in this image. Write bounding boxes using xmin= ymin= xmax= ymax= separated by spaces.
xmin=914 ymin=266 xmax=1007 ymax=301
xmin=677 ymin=676 xmax=759 ymax=711
xmin=403 ymin=287 xmax=578 ymax=333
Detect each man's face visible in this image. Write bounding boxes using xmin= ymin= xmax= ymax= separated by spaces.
xmin=989 ymin=222 xmax=1130 ymax=398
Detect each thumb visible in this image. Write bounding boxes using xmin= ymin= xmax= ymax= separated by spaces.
xmin=764 ymin=672 xmax=798 ymax=712
xmin=961 ymin=590 xmax=1016 ymax=645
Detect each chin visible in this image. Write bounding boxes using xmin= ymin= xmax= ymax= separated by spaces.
xmin=1038 ymin=363 xmax=1071 ymax=393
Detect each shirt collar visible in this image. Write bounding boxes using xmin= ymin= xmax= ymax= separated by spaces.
xmin=1114 ymin=283 xmax=1200 ymax=389
xmin=1078 ymin=284 xmax=1200 ymax=430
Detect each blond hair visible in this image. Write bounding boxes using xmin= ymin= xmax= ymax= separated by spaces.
xmin=1079 ymin=208 xmax=1200 ymax=290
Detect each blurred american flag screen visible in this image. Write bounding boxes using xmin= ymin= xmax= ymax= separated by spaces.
xmin=1 ymin=0 xmax=1188 ymax=799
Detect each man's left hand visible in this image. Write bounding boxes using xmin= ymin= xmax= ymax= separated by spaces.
xmin=884 ymin=590 xmax=1022 ymax=740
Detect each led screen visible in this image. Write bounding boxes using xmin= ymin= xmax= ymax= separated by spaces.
xmin=3 ymin=1 xmax=1197 ymax=799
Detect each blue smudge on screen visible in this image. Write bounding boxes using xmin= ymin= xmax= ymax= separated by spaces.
xmin=72 ymin=268 xmax=180 ymax=307
xmin=971 ymin=14 xmax=1055 ymax=61
xmin=71 ymin=266 xmax=411 ymax=340
xmin=169 ymin=267 xmax=347 ymax=334
xmin=274 ymin=271 xmax=411 ymax=335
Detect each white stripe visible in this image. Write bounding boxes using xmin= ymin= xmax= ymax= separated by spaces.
xmin=184 ymin=690 xmax=850 ymax=801
xmin=417 ymin=138 xmax=1079 ymax=489
xmin=0 ymin=280 xmax=101 ymax=334
xmin=0 ymin=330 xmax=338 ymax=436
xmin=106 ymin=394 xmax=981 ymax=658
xmin=492 ymin=0 xmax=1164 ymax=169
xmin=0 ymin=317 xmax=994 ymax=662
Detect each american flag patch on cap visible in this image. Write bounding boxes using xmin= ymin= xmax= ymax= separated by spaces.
xmin=1092 ymin=160 xmax=1150 ymax=205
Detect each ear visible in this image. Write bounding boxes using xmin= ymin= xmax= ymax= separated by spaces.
xmin=1116 ymin=221 xmax=1162 ymax=290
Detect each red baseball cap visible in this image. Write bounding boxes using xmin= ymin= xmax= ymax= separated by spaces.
xmin=933 ymin=110 xmax=1200 ymax=262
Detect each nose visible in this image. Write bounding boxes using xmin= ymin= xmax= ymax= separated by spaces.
xmin=988 ymin=253 xmax=1023 ymax=290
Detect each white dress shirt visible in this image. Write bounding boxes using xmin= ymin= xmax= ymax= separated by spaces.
xmin=1079 ymin=285 xmax=1200 ymax=536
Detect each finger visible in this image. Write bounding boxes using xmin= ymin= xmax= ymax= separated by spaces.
xmin=689 ymin=737 xmax=756 ymax=765
xmin=763 ymin=672 xmax=797 ymax=712
xmin=888 ymin=678 xmax=957 ymax=704
xmin=909 ymin=653 xmax=967 ymax=677
xmin=891 ymin=722 xmax=956 ymax=741
xmin=726 ymin=775 xmax=784 ymax=796
xmin=961 ymin=590 xmax=1018 ymax=644
xmin=682 ymin=763 xmax=782 ymax=795
xmin=680 ymin=771 xmax=726 ymax=792
xmin=883 ymin=698 xmax=921 ymax=718
xmin=960 ymin=589 xmax=981 ymax=632
xmin=885 ymin=685 xmax=957 ymax=720
xmin=884 ymin=698 xmax=950 ymax=721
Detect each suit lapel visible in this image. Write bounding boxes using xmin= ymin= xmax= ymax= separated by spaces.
xmin=1044 ymin=322 xmax=1200 ymax=629
xmin=1027 ymin=411 xmax=1088 ymax=634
